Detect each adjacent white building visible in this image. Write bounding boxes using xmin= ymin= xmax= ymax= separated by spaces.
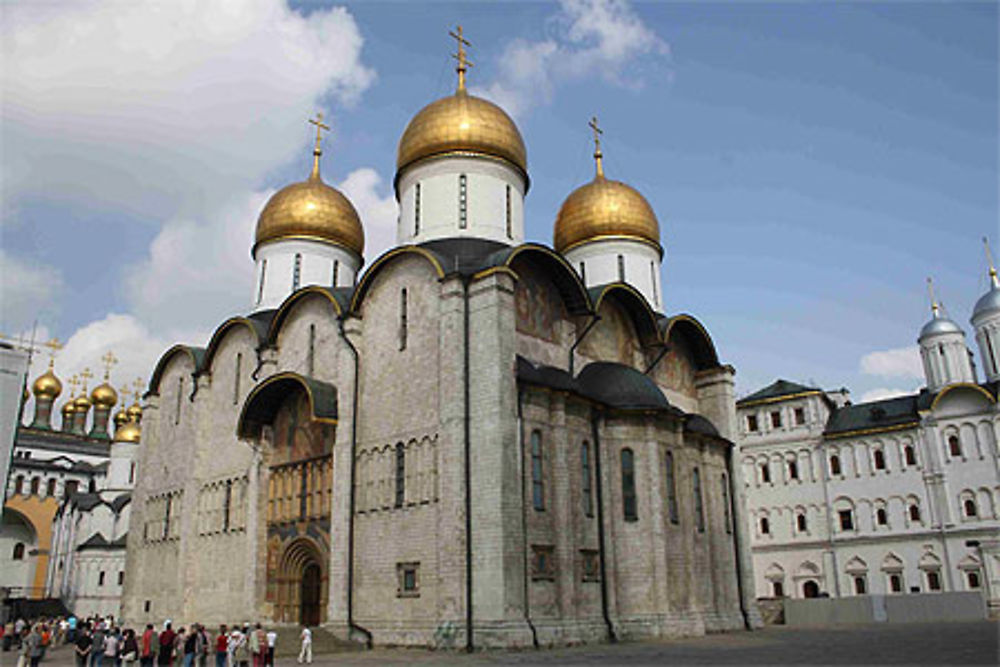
xmin=737 ymin=264 xmax=1000 ymax=615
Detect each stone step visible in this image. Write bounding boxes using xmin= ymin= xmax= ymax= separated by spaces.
xmin=271 ymin=627 xmax=362 ymax=658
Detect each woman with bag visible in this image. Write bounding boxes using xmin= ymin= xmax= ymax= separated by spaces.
xmin=121 ymin=629 xmax=139 ymax=667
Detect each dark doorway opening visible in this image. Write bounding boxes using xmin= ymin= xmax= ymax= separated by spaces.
xmin=301 ymin=562 xmax=322 ymax=626
xmin=803 ymin=580 xmax=820 ymax=598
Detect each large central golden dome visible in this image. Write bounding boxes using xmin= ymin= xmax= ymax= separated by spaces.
xmin=397 ymin=90 xmax=527 ymax=177
xmin=254 ymin=131 xmax=364 ymax=257
xmin=554 ymin=174 xmax=661 ymax=254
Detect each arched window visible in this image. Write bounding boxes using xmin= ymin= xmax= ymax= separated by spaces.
xmin=889 ymin=574 xmax=903 ymax=593
xmin=578 ymin=262 xmax=586 ymax=283
xmin=394 ymin=443 xmax=405 ymax=508
xmin=948 ymin=435 xmax=961 ymax=457
xmin=257 ymin=259 xmax=267 ymax=304
xmin=581 ymin=442 xmax=593 ymax=517
xmin=761 ymin=463 xmax=771 ymax=484
xmin=803 ymin=581 xmax=820 ymax=598
xmin=873 ymin=449 xmax=886 ymax=470
xmin=692 ymin=466 xmax=704 ymax=532
xmin=233 ymin=352 xmax=242 ymax=405
xmin=458 ymin=174 xmax=468 ymax=228
xmin=650 ymin=261 xmax=659 ymax=306
xmin=796 ymin=513 xmax=807 ymax=532
xmin=531 ymin=431 xmax=544 ymax=511
xmin=760 ymin=516 xmax=770 ymax=535
xmin=621 ymin=449 xmax=637 ymax=522
xmin=505 ymin=185 xmax=512 ymax=239
xmin=830 ymin=455 xmax=841 ymax=476
xmin=98 ymin=571 xmax=105 ymax=586
xmin=175 ymin=376 xmax=183 ymax=425
xmin=399 ymin=288 xmax=408 ymax=351
xmin=414 ymin=182 xmax=421 ymax=235
xmin=46 ymin=479 xmax=56 ymax=497
xmin=332 ymin=259 xmax=339 ymax=287
xmin=617 ymin=255 xmax=625 ymax=282
xmin=904 ymin=445 xmax=916 ymax=466
xmin=963 ymin=498 xmax=977 ymax=517
xmin=292 ymin=253 xmax=302 ymax=290
xmin=876 ymin=508 xmax=888 ymax=526
xmin=665 ymin=451 xmax=679 ymax=524
xmin=788 ymin=459 xmax=799 ymax=480
xmin=909 ymin=504 xmax=921 ymax=522
xmin=772 ymin=580 xmax=784 ymax=597
xmin=30 ymin=477 xmax=40 ymax=495
xmin=853 ymin=576 xmax=867 ymax=595
xmin=14 ymin=475 xmax=24 ymax=494
xmin=12 ymin=543 xmax=25 ymax=560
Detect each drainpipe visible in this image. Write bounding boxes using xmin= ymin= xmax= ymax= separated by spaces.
xmin=516 ymin=387 xmax=539 ymax=648
xmin=569 ymin=315 xmax=600 ymax=376
xmin=643 ymin=344 xmax=670 ymax=376
xmin=725 ymin=444 xmax=752 ymax=629
xmin=463 ymin=277 xmax=474 ymax=652
xmin=337 ymin=317 xmax=372 ymax=649
xmin=589 ymin=407 xmax=616 ymax=642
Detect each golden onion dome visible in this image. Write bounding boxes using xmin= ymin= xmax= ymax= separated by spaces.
xmin=554 ymin=175 xmax=661 ymax=254
xmin=254 ymin=121 xmax=364 ymax=258
xmin=32 ymin=369 xmax=63 ymax=400
xmin=396 ymin=89 xmax=527 ymax=179
xmin=61 ymin=401 xmax=77 ymax=416
xmin=113 ymin=420 xmax=141 ymax=444
xmin=113 ymin=409 xmax=129 ymax=429
xmin=74 ymin=393 xmax=92 ymax=411
xmin=91 ymin=382 xmax=117 ymax=409
xmin=126 ymin=403 xmax=142 ymax=422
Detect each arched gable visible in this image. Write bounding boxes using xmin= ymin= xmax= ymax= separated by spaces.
xmin=267 ymin=286 xmax=347 ymax=346
xmin=350 ymin=246 xmax=445 ymax=314
xmin=202 ymin=316 xmax=269 ymax=372
xmin=660 ymin=314 xmax=720 ymax=370
xmin=147 ymin=345 xmax=205 ymax=396
xmin=930 ymin=383 xmax=995 ymax=414
xmin=496 ymin=244 xmax=591 ymax=316
xmin=589 ymin=283 xmax=660 ymax=345
xmin=237 ymin=372 xmax=337 ymax=440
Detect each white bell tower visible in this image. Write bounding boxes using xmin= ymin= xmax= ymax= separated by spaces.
xmin=919 ymin=278 xmax=975 ymax=392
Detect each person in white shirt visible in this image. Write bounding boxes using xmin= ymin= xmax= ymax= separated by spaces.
xmin=264 ymin=631 xmax=276 ymax=667
xmin=296 ymin=628 xmax=311 ymax=665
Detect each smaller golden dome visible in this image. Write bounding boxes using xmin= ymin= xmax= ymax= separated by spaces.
xmin=91 ymin=382 xmax=118 ymax=409
xmin=397 ymin=90 xmax=527 ymax=178
xmin=113 ymin=409 xmax=129 ymax=428
xmin=553 ymin=175 xmax=661 ymax=255
xmin=74 ymin=393 xmax=92 ymax=411
xmin=33 ymin=370 xmax=62 ymax=400
xmin=126 ymin=403 xmax=142 ymax=422
xmin=61 ymin=401 xmax=77 ymax=416
xmin=113 ymin=421 xmax=141 ymax=444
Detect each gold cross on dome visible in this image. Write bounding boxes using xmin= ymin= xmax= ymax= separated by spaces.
xmin=133 ymin=377 xmax=145 ymax=402
xmin=45 ymin=338 xmax=63 ymax=369
xmin=450 ymin=25 xmax=473 ymax=91
xmin=69 ymin=374 xmax=80 ymax=395
xmin=101 ymin=351 xmax=118 ymax=379
xmin=79 ymin=367 xmax=93 ymax=392
xmin=589 ymin=116 xmax=605 ymax=178
xmin=927 ymin=277 xmax=939 ymax=317
xmin=308 ymin=112 xmax=331 ymax=179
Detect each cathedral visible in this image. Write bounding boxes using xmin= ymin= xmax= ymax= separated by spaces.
xmin=121 ymin=31 xmax=761 ymax=648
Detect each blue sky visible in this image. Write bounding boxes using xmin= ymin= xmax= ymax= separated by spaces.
xmin=2 ymin=0 xmax=997 ymax=404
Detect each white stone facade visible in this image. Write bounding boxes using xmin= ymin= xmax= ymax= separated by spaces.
xmin=564 ymin=238 xmax=664 ymax=313
xmin=252 ymin=238 xmax=360 ymax=312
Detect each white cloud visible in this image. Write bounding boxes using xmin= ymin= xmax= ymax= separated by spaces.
xmin=1 ymin=0 xmax=375 ymax=221
xmin=0 ymin=249 xmax=65 ymax=333
xmin=859 ymin=386 xmax=917 ymax=403
xmin=474 ymin=0 xmax=669 ymax=117
xmin=339 ymin=168 xmax=398 ymax=264
xmin=859 ymin=345 xmax=924 ymax=379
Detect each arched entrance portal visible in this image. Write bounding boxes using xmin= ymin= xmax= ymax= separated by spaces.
xmin=301 ymin=562 xmax=322 ymax=627
xmin=273 ymin=538 xmax=328 ymax=625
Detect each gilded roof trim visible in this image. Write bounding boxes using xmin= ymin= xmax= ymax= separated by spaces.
xmin=267 ymin=286 xmax=345 ymax=346
xmin=349 ymin=245 xmax=447 ymax=314
xmin=929 ymin=382 xmax=996 ymax=411
xmin=559 ymin=233 xmax=664 ymax=258
xmin=824 ymin=421 xmax=920 ymax=440
xmin=739 ymin=390 xmax=825 ymax=409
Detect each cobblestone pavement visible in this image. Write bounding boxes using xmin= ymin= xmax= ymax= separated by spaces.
xmin=17 ymin=621 xmax=998 ymax=667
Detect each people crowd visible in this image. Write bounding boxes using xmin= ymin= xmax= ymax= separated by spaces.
xmin=1 ymin=616 xmax=286 ymax=667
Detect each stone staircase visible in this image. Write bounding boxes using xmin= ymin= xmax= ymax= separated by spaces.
xmin=271 ymin=627 xmax=363 ymax=658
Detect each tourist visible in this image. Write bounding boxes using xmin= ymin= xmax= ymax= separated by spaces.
xmin=182 ymin=627 xmax=198 ymax=667
xmin=194 ymin=625 xmax=209 ymax=667
xmin=157 ymin=623 xmax=175 ymax=667
xmin=91 ymin=624 xmax=106 ymax=667
xmin=139 ymin=624 xmax=157 ymax=667
xmin=68 ymin=616 xmax=78 ymax=644
xmin=264 ymin=629 xmax=276 ymax=667
xmin=104 ymin=626 xmax=120 ymax=667
xmin=230 ymin=627 xmax=249 ymax=667
xmin=249 ymin=624 xmax=266 ymax=667
xmin=213 ymin=626 xmax=227 ymax=667
xmin=25 ymin=625 xmax=43 ymax=667
xmin=121 ymin=629 xmax=139 ymax=667
xmin=74 ymin=625 xmax=93 ymax=667
xmin=174 ymin=628 xmax=186 ymax=667
xmin=296 ymin=627 xmax=311 ymax=665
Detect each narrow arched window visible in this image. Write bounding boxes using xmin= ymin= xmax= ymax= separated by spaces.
xmin=964 ymin=499 xmax=977 ymax=517
xmin=395 ymin=443 xmax=406 ymax=508
xmin=399 ymin=288 xmax=408 ymax=351
xmin=693 ymin=466 xmax=704 ymax=532
xmin=721 ymin=474 xmax=731 ymax=533
xmin=458 ymin=174 xmax=468 ymax=228
xmin=797 ymin=512 xmax=807 ymax=532
xmin=332 ymin=260 xmax=339 ymax=287
xmin=617 ymin=255 xmax=625 ymax=282
xmin=581 ymin=441 xmax=593 ymax=517
xmin=30 ymin=477 xmax=40 ymax=495
xmin=760 ymin=516 xmax=770 ymax=534
xmin=129 ymin=462 xmax=135 ymax=485
xmin=854 ymin=576 xmax=866 ymax=595
xmin=531 ymin=430 xmax=544 ymax=511
xmin=505 ymin=184 xmax=512 ymax=239
xmin=98 ymin=571 xmax=105 ymax=586
xmin=175 ymin=376 xmax=183 ymax=425
xmin=12 ymin=543 xmax=25 ymax=560
xmin=876 ymin=508 xmax=888 ymax=525
xmin=873 ymin=449 xmax=886 ymax=470
xmin=233 ymin=353 xmax=242 ymax=406
xmin=46 ymin=479 xmax=56 ymax=497
xmin=257 ymin=260 xmax=267 ymax=304
xmin=788 ymin=459 xmax=799 ymax=480
xmin=14 ymin=475 xmax=23 ymax=494
xmin=909 ymin=504 xmax=921 ymax=522
xmin=414 ymin=182 xmax=421 ymax=235
xmin=665 ymin=451 xmax=679 ymax=524
xmin=761 ymin=463 xmax=771 ymax=484
xmin=926 ymin=570 xmax=941 ymax=591
xmin=772 ymin=580 xmax=784 ymax=597
xmin=904 ymin=445 xmax=916 ymax=466
xmin=650 ymin=261 xmax=658 ymax=306
xmin=830 ymin=455 xmax=841 ymax=476
xmin=307 ymin=324 xmax=316 ymax=376
xmin=948 ymin=435 xmax=961 ymax=457
xmin=889 ymin=574 xmax=902 ymax=593
xmin=292 ymin=253 xmax=302 ymax=290
xmin=622 ymin=448 xmax=637 ymax=522
xmin=579 ymin=262 xmax=586 ymax=283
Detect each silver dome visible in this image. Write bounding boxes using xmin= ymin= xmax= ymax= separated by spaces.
xmin=971 ymin=284 xmax=1000 ymax=323
xmin=919 ymin=314 xmax=964 ymax=340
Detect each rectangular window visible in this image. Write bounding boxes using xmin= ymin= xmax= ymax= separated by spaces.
xmin=175 ymin=377 xmax=183 ymax=425
xmin=788 ymin=460 xmax=799 ymax=480
xmin=838 ymin=509 xmax=854 ymax=531
xmin=293 ymin=253 xmax=302 ymax=291
xmin=889 ymin=574 xmax=902 ymax=593
xmin=761 ymin=463 xmax=771 ymax=484
xmin=129 ymin=462 xmax=135 ymax=485
xmin=621 ymin=448 xmax=637 ymax=522
xmin=307 ymin=324 xmax=316 ymax=376
xmin=414 ymin=182 xmax=421 ymax=235
xmin=118 ymin=571 xmax=124 ymax=586
xmin=399 ymin=288 xmax=408 ymax=351
xmin=396 ymin=562 xmax=420 ymax=597
xmin=794 ymin=407 xmax=806 ymax=425
xmin=581 ymin=441 xmax=593 ymax=517
xmin=63 ymin=480 xmax=78 ymax=500
xmin=233 ymin=353 xmax=242 ymax=406
xmin=926 ymin=570 xmax=942 ymax=591
xmin=721 ymin=474 xmax=731 ymax=533
xmin=580 ymin=549 xmax=600 ymax=582
xmin=747 ymin=415 xmax=758 ymax=432
xmin=770 ymin=411 xmax=782 ymax=428
xmin=854 ymin=576 xmax=867 ymax=595
xmin=531 ymin=430 xmax=544 ymax=511
xmin=505 ymin=184 xmax=512 ymax=239
xmin=665 ymin=451 xmax=679 ymax=524
xmin=332 ymin=259 xmax=339 ymax=287
xmin=531 ymin=545 xmax=555 ymax=581
xmin=257 ymin=260 xmax=267 ymax=304
xmin=46 ymin=478 xmax=56 ymax=497
xmin=98 ymin=571 xmax=105 ymax=586
xmin=617 ymin=254 xmax=625 ymax=282
xmin=458 ymin=174 xmax=467 ymax=229
xmin=579 ymin=262 xmax=586 ymax=283
xmin=223 ymin=481 xmax=232 ymax=532
xmin=650 ymin=261 xmax=658 ymax=306
xmin=395 ymin=443 xmax=406 ymax=508
xmin=693 ymin=466 xmax=705 ymax=532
